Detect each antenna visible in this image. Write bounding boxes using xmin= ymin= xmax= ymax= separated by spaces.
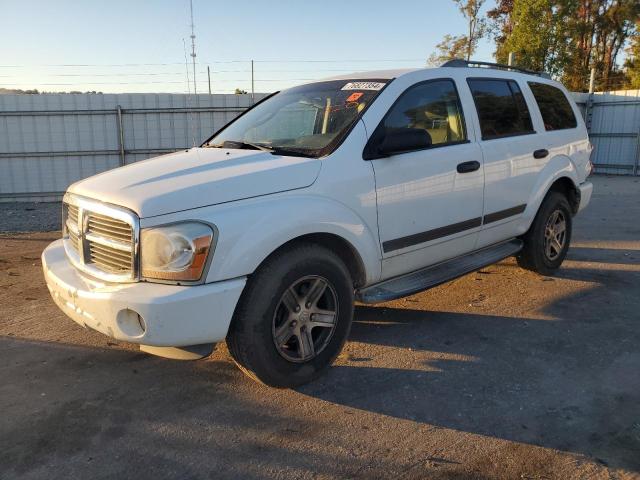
xmin=189 ymin=0 xmax=197 ymax=95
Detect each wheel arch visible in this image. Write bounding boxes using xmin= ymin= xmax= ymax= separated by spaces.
xmin=518 ymin=154 xmax=581 ymax=234
xmin=263 ymin=233 xmax=368 ymax=288
xmin=547 ymin=177 xmax=580 ymax=214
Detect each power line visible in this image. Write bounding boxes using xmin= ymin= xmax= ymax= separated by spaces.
xmin=0 ymin=59 xmax=425 ymax=68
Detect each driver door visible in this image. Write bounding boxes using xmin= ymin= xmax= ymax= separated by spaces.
xmin=366 ymin=78 xmax=485 ymax=280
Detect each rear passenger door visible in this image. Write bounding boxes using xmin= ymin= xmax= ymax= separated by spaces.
xmin=466 ymin=78 xmax=541 ymax=249
xmin=366 ymin=78 xmax=485 ymax=280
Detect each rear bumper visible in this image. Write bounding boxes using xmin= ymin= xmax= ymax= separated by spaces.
xmin=42 ymin=239 xmax=246 ymax=347
xmin=577 ymin=181 xmax=593 ymax=213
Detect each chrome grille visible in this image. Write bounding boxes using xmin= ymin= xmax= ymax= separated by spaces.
xmin=62 ymin=193 xmax=139 ymax=282
xmin=85 ymin=212 xmax=134 ymax=273
xmin=63 ymin=203 xmax=80 ymax=254
xmin=87 ymin=213 xmax=133 ymax=243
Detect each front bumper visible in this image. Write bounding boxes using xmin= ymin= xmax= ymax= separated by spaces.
xmin=42 ymin=239 xmax=246 ymax=347
xmin=577 ymin=181 xmax=593 ymax=213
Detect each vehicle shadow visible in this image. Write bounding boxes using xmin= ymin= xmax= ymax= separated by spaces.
xmin=2 ymin=336 xmax=445 ymax=480
xmin=298 ymin=264 xmax=640 ymax=473
xmin=567 ymin=246 xmax=640 ymax=266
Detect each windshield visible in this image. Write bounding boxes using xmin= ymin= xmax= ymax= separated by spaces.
xmin=204 ymin=79 xmax=389 ymax=158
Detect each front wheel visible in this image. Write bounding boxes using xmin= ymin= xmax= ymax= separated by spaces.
xmin=226 ymin=243 xmax=354 ymax=388
xmin=517 ymin=191 xmax=572 ymax=275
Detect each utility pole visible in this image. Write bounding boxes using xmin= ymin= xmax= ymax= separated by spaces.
xmin=251 ymin=60 xmax=255 ymax=103
xmin=589 ymin=68 xmax=596 ymax=93
xmin=189 ymin=0 xmax=197 ymax=95
xmin=207 ymin=66 xmax=211 ymax=95
xmin=508 ymin=52 xmax=515 ymax=67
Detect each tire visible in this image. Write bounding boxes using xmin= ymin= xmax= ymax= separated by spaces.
xmin=517 ymin=191 xmax=572 ymax=275
xmin=226 ymin=243 xmax=354 ymax=388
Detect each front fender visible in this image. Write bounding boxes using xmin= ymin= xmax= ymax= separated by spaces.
xmin=517 ymin=153 xmax=579 ymax=234
xmin=204 ymin=194 xmax=381 ymax=284
xmin=188 ymin=194 xmax=383 ymax=284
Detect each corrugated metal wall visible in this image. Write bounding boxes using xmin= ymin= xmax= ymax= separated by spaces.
xmin=1 ymin=89 xmax=639 ymax=202
xmin=0 ymin=93 xmax=267 ymax=202
xmin=573 ymin=90 xmax=640 ymax=176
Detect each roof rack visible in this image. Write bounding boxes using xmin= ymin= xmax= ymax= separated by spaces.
xmin=441 ymin=59 xmax=551 ymax=79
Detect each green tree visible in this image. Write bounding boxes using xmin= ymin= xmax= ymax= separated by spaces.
xmin=624 ymin=25 xmax=640 ymax=88
xmin=498 ymin=0 xmax=569 ymax=76
xmin=234 ymin=88 xmax=248 ymax=94
xmin=427 ymin=35 xmax=469 ymax=65
xmin=428 ymin=0 xmax=486 ymax=65
xmin=490 ymin=0 xmax=639 ymax=91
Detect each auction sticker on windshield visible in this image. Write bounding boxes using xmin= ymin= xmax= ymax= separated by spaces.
xmin=342 ymin=82 xmax=386 ymax=91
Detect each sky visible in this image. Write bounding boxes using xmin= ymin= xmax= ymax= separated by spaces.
xmin=1 ymin=0 xmax=497 ymax=94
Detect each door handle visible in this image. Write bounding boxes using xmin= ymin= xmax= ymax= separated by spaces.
xmin=456 ymin=161 xmax=480 ymax=173
xmin=533 ymin=149 xmax=549 ymax=159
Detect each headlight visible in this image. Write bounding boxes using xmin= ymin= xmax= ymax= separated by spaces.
xmin=140 ymin=222 xmax=215 ymax=282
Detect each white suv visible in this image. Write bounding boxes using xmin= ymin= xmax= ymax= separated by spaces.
xmin=42 ymin=60 xmax=593 ymax=387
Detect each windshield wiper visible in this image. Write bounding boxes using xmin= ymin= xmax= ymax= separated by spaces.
xmin=206 ymin=140 xmax=316 ymax=158
xmin=204 ymin=140 xmax=267 ymax=151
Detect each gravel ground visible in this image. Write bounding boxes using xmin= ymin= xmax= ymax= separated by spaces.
xmin=0 ymin=201 xmax=61 ymax=233
xmin=1 ymin=175 xmax=639 ymax=480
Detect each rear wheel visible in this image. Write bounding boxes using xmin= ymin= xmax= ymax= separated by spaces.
xmin=517 ymin=191 xmax=572 ymax=275
xmin=226 ymin=243 xmax=354 ymax=388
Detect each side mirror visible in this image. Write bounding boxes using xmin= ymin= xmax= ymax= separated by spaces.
xmin=374 ymin=128 xmax=432 ymax=158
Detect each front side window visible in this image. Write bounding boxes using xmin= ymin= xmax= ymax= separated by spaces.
xmin=467 ymin=78 xmax=534 ymax=140
xmin=528 ymin=82 xmax=577 ymax=131
xmin=205 ymin=80 xmax=388 ymax=158
xmin=382 ymin=79 xmax=467 ymax=147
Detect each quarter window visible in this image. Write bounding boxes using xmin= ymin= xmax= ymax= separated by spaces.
xmin=467 ymin=79 xmax=534 ymax=140
xmin=528 ymin=82 xmax=577 ymax=131
xmin=381 ymin=79 xmax=467 ymax=147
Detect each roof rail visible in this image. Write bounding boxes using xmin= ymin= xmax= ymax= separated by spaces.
xmin=441 ymin=59 xmax=551 ymax=79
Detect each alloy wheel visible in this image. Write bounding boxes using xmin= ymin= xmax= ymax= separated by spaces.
xmin=543 ymin=209 xmax=567 ymax=260
xmin=272 ymin=275 xmax=339 ymax=363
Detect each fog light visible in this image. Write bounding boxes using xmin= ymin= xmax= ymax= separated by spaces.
xmin=116 ymin=309 xmax=146 ymax=337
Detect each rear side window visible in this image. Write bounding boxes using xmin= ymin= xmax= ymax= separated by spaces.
xmin=467 ymin=79 xmax=534 ymax=140
xmin=382 ymin=79 xmax=467 ymax=147
xmin=528 ymin=82 xmax=577 ymax=131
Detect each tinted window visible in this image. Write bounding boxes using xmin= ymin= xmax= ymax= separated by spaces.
xmin=528 ymin=82 xmax=577 ymax=131
xmin=467 ymin=79 xmax=534 ymax=140
xmin=382 ymin=79 xmax=466 ymax=147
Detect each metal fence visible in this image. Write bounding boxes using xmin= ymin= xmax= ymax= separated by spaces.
xmin=1 ymin=89 xmax=639 ymax=203
xmin=0 ymin=93 xmax=267 ymax=202
xmin=573 ymin=89 xmax=640 ymax=176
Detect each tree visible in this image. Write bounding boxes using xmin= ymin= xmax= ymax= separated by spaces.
xmin=624 ymin=24 xmax=640 ymax=88
xmin=563 ymin=0 xmax=639 ymax=90
xmin=427 ymin=35 xmax=469 ymax=65
xmin=487 ymin=0 xmax=515 ymax=55
xmin=234 ymin=88 xmax=248 ymax=94
xmin=428 ymin=0 xmax=486 ymax=65
xmin=455 ymin=0 xmax=487 ymax=61
xmin=488 ymin=0 xmax=639 ymax=91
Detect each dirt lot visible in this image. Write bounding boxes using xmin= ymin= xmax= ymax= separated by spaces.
xmin=1 ymin=175 xmax=639 ymax=480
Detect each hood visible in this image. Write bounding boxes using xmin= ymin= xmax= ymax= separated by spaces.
xmin=68 ymin=148 xmax=321 ymax=218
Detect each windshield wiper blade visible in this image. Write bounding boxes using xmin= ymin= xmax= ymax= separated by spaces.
xmin=268 ymin=147 xmax=317 ymax=158
xmin=205 ymin=140 xmax=316 ymax=158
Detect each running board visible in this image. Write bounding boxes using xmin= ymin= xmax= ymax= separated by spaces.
xmin=356 ymin=239 xmax=523 ymax=304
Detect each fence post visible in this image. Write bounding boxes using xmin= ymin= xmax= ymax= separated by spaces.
xmin=251 ymin=60 xmax=255 ymax=104
xmin=585 ymin=68 xmax=596 ymax=133
xmin=116 ymin=105 xmax=126 ymax=166
xmin=634 ymin=129 xmax=640 ymax=176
